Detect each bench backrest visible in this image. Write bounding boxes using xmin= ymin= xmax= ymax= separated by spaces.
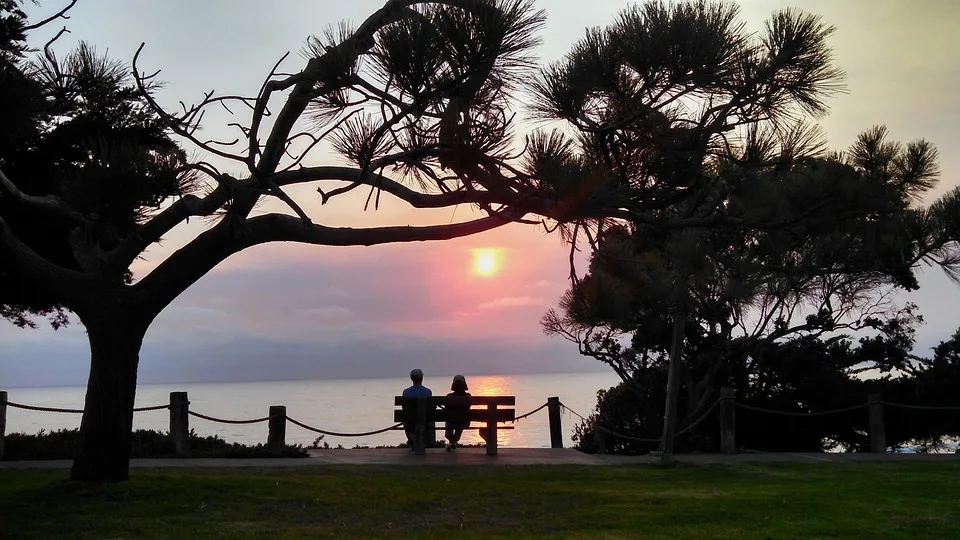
xmin=394 ymin=396 xmax=516 ymax=423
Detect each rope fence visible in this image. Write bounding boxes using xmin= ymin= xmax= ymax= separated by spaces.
xmin=509 ymin=402 xmax=549 ymax=423
xmin=0 ymin=392 xmax=570 ymax=459
xmin=188 ymin=410 xmax=274 ymax=425
xmin=881 ymin=401 xmax=960 ymax=411
xmin=4 ymin=389 xmax=958 ymax=458
xmin=560 ymin=392 xmax=960 ymax=455
xmin=285 ymin=417 xmax=402 ymax=437
xmin=3 ymin=401 xmax=83 ymax=414
xmin=132 ymin=404 xmax=171 ymax=413
xmin=3 ymin=401 xmax=171 ymax=414
xmin=735 ymin=402 xmax=868 ymax=417
xmin=595 ymin=426 xmax=661 ymax=444
xmin=586 ymin=399 xmax=723 ymax=446
xmin=676 ymin=399 xmax=721 ymax=437
xmin=558 ymin=402 xmax=586 ymax=421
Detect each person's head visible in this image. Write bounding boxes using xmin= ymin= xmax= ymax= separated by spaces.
xmin=410 ymin=368 xmax=424 ymax=384
xmin=451 ymin=374 xmax=468 ymax=392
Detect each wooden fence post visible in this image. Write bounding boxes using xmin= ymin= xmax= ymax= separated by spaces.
xmin=169 ymin=391 xmax=190 ymax=457
xmin=547 ymin=396 xmax=563 ymax=449
xmin=0 ymin=391 xmax=7 ymax=460
xmin=868 ymin=393 xmax=886 ymax=453
xmin=268 ymin=405 xmax=286 ymax=450
xmin=720 ymin=387 xmax=736 ymax=454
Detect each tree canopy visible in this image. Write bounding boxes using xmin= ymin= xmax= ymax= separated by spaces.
xmin=535 ymin=1 xmax=960 ymax=454
xmin=0 ymin=0 xmax=594 ymax=481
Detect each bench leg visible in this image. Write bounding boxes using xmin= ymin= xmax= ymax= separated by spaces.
xmin=415 ymin=399 xmax=427 ymax=455
xmin=415 ymin=427 xmax=426 ymax=455
xmin=485 ymin=408 xmax=498 ymax=456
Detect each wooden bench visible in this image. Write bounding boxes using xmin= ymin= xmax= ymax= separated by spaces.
xmin=394 ymin=396 xmax=516 ymax=455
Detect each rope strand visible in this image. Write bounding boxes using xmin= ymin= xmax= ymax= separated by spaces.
xmin=675 ymin=399 xmax=721 ymax=436
xmin=595 ymin=426 xmax=661 ymax=443
xmin=3 ymin=401 xmax=171 ymax=414
xmin=285 ymin=416 xmax=402 ymax=437
xmin=881 ymin=401 xmax=960 ymax=411
xmin=508 ymin=402 xmax=548 ymax=423
xmin=592 ymin=399 xmax=722 ymax=444
xmin=188 ymin=410 xmax=274 ymax=424
xmin=557 ymin=402 xmax=587 ymax=421
xmin=736 ymin=402 xmax=867 ymax=417
xmin=3 ymin=401 xmax=83 ymax=414
xmin=132 ymin=404 xmax=170 ymax=412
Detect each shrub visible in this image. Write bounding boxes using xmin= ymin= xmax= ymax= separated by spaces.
xmin=2 ymin=429 xmax=307 ymax=460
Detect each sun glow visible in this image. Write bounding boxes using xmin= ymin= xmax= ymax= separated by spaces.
xmin=472 ymin=248 xmax=501 ymax=277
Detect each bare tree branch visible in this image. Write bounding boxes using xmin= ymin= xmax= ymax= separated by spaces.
xmin=279 ymin=107 xmax=364 ymax=172
xmin=135 ymin=206 xmax=532 ymax=315
xmin=105 ymin=179 xmax=237 ymax=272
xmin=272 ymin=166 xmax=519 ymax=209
xmin=132 ymin=44 xmax=249 ymax=164
xmin=23 ymin=0 xmax=78 ymax=31
xmin=247 ymin=52 xmax=292 ymax=171
xmin=253 ymin=0 xmax=490 ymax=183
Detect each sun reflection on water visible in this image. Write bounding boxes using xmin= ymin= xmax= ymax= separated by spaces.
xmin=467 ymin=374 xmax=512 ymax=396
xmin=460 ymin=374 xmax=515 ymax=447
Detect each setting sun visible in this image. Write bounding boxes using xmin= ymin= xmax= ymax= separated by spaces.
xmin=472 ymin=248 xmax=502 ymax=277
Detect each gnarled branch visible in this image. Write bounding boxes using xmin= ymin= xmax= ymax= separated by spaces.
xmin=23 ymin=0 xmax=78 ymax=31
xmin=0 ymin=167 xmax=87 ymax=225
xmin=135 ymin=205 xmax=532 ymax=315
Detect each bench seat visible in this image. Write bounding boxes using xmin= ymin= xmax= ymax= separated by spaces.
xmin=394 ymin=395 xmax=516 ymax=455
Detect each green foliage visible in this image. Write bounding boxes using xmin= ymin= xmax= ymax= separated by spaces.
xmin=1 ymin=428 xmax=308 ymax=460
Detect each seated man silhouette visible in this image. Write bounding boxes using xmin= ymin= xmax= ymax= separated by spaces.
xmin=402 ymin=368 xmax=432 ymax=449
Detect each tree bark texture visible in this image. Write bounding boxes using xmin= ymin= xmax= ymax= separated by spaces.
xmin=69 ymin=311 xmax=147 ymax=482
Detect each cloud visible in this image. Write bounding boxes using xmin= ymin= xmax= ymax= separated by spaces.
xmin=294 ymin=306 xmax=356 ymax=324
xmin=478 ymin=297 xmax=545 ymax=310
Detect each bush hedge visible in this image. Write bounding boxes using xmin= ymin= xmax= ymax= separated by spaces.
xmin=1 ymin=429 xmax=308 ymax=460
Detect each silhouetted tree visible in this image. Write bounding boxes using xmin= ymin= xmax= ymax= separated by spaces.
xmin=0 ymin=0 xmax=607 ymax=482
xmin=534 ymin=1 xmax=960 ymax=455
xmin=544 ymin=132 xmax=960 ymax=443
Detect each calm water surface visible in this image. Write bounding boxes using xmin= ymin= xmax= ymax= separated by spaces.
xmin=4 ymin=372 xmax=620 ymax=448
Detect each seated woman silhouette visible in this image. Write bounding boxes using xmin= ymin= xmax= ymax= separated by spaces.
xmin=444 ymin=374 xmax=471 ymax=451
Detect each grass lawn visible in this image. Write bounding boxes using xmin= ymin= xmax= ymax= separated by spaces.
xmin=1 ymin=461 xmax=958 ymax=539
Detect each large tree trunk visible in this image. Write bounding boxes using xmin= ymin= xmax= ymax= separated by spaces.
xmin=69 ymin=311 xmax=147 ymax=482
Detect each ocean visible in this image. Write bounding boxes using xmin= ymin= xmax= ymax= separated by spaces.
xmin=2 ymin=372 xmax=621 ymax=449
